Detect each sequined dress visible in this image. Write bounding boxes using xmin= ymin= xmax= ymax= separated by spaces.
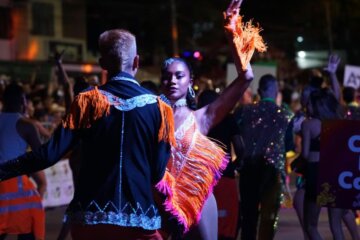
xmin=156 ymin=112 xmax=228 ymax=232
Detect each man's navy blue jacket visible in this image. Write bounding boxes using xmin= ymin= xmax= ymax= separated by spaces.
xmin=0 ymin=72 xmax=172 ymax=230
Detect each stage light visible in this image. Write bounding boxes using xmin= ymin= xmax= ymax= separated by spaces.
xmin=81 ymin=64 xmax=93 ymax=73
xmin=193 ymin=51 xmax=201 ymax=58
xmin=297 ymin=36 xmax=304 ymax=43
xmin=297 ymin=51 xmax=306 ymax=59
xmin=183 ymin=51 xmax=191 ymax=58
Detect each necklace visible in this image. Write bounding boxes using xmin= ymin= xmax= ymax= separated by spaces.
xmin=172 ymin=99 xmax=187 ymax=108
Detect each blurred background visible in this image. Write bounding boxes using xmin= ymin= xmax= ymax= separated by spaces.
xmin=1 ymin=1 xmax=360 ymax=239
xmin=0 ymin=0 xmax=359 ymax=89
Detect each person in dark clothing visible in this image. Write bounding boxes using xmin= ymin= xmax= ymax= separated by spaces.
xmin=343 ymin=86 xmax=360 ymax=120
xmin=55 ymin=55 xmax=90 ymax=240
xmin=235 ymin=74 xmax=292 ymax=240
xmin=0 ymin=29 xmax=175 ymax=240
xmin=281 ymin=88 xmax=296 ymax=155
xmin=301 ymin=89 xmax=349 ymax=240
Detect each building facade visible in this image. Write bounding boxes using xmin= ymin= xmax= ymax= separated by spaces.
xmin=0 ymin=0 xmax=86 ymax=62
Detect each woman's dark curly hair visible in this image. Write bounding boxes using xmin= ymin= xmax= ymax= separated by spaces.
xmin=309 ymin=88 xmax=343 ymax=121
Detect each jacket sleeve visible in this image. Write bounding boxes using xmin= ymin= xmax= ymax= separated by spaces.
xmin=0 ymin=125 xmax=79 ymax=181
xmin=152 ymin=140 xmax=171 ymax=184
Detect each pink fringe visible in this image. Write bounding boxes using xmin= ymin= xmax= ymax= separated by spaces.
xmin=156 ymin=154 xmax=230 ymax=233
xmin=155 ymin=175 xmax=189 ymax=230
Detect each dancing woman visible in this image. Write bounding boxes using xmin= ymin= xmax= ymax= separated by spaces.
xmin=156 ymin=0 xmax=266 ymax=239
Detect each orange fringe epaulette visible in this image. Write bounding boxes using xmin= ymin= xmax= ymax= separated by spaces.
xmin=157 ymin=97 xmax=176 ymax=146
xmin=224 ymin=12 xmax=267 ymax=71
xmin=62 ymin=87 xmax=110 ymax=129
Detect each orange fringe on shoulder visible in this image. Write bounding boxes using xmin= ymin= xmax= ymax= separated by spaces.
xmin=157 ymin=97 xmax=176 ymax=146
xmin=62 ymin=87 xmax=110 ymax=129
xmin=224 ymin=12 xmax=267 ymax=71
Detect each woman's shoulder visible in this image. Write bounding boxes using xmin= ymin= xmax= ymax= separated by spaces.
xmin=304 ymin=117 xmax=321 ymax=123
xmin=302 ymin=118 xmax=321 ymax=128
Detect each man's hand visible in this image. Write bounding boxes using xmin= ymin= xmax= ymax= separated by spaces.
xmin=54 ymin=49 xmax=66 ymax=64
xmin=324 ymin=54 xmax=341 ymax=74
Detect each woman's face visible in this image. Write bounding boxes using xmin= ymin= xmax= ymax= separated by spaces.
xmin=161 ymin=61 xmax=192 ymax=102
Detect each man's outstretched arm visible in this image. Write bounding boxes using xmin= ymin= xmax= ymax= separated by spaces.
xmin=0 ymin=126 xmax=79 ymax=181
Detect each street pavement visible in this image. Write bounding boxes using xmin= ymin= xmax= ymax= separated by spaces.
xmin=6 ymin=205 xmax=359 ymax=239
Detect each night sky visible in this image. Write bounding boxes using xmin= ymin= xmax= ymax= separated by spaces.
xmin=86 ymin=0 xmax=360 ymax=65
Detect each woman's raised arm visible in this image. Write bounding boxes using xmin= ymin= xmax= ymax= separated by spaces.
xmin=195 ymin=0 xmax=264 ymax=135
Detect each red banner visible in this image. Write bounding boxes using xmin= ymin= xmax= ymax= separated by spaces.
xmin=317 ymin=120 xmax=360 ymax=209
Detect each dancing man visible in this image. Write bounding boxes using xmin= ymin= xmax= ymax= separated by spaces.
xmin=0 ymin=29 xmax=175 ymax=240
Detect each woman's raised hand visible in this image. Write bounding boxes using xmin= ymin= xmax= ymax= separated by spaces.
xmin=224 ymin=0 xmax=243 ymax=32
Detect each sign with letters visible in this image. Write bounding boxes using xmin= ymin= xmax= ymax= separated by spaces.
xmin=317 ymin=120 xmax=360 ymax=209
xmin=42 ymin=159 xmax=74 ymax=208
xmin=344 ymin=65 xmax=360 ymax=89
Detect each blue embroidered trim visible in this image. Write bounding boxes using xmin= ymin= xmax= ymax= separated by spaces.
xmin=0 ymin=189 xmax=38 ymax=201
xmin=66 ymin=201 xmax=161 ymax=230
xmin=99 ymin=90 xmax=158 ymax=111
xmin=0 ymin=202 xmax=43 ymax=214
